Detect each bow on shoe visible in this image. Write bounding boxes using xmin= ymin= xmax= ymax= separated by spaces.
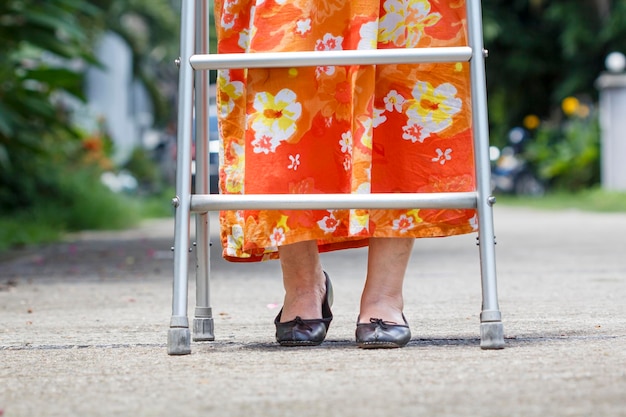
xmin=293 ymin=316 xmax=313 ymax=331
xmin=368 ymin=317 xmax=395 ymax=330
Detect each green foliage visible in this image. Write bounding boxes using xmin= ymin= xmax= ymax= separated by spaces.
xmin=483 ymin=0 xmax=626 ymax=143
xmin=0 ymin=0 xmax=106 ymax=209
xmin=524 ymin=114 xmax=601 ymax=191
xmin=497 ymin=187 xmax=626 ymax=212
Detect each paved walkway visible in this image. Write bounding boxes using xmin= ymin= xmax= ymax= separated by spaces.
xmin=1 ymin=206 xmax=625 ymax=416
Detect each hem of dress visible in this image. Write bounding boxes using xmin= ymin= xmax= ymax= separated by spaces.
xmin=221 ymin=225 xmax=476 ymax=263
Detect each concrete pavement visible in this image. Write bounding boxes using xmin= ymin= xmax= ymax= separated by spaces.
xmin=1 ymin=205 xmax=625 ymax=416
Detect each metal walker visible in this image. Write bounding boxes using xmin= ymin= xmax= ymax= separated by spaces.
xmin=167 ymin=0 xmax=505 ymax=355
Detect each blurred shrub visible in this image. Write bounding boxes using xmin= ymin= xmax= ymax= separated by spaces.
xmin=524 ymin=100 xmax=600 ymax=191
xmin=122 ymin=146 xmax=163 ymax=194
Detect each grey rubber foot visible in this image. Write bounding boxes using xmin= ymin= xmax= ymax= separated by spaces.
xmin=193 ymin=317 xmax=215 ymax=341
xmin=480 ymin=322 xmax=505 ymax=350
xmin=167 ymin=328 xmax=191 ymax=355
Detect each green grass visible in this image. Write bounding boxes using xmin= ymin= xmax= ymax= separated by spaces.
xmin=495 ymin=187 xmax=626 ymax=212
xmin=0 ymin=187 xmax=175 ymax=252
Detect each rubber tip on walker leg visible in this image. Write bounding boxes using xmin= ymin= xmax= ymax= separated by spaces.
xmin=193 ymin=317 xmax=215 ymax=341
xmin=167 ymin=328 xmax=191 ymax=355
xmin=480 ymin=322 xmax=505 ymax=350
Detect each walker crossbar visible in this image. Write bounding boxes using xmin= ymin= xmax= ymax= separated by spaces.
xmin=190 ymin=47 xmax=473 ymax=70
xmin=189 ymin=192 xmax=479 ymax=212
xmin=167 ymin=0 xmax=505 ymax=355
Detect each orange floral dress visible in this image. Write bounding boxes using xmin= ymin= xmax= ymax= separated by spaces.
xmin=214 ymin=0 xmax=477 ymax=262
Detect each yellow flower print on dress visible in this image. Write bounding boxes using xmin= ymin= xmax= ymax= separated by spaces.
xmin=349 ymin=209 xmax=369 ymax=235
xmin=251 ymin=89 xmax=302 ymax=153
xmin=224 ymin=141 xmax=244 ymax=193
xmin=379 ymin=0 xmax=441 ymax=47
xmin=403 ymin=81 xmax=462 ymax=143
xmin=225 ymin=224 xmax=244 ymax=257
xmin=217 ymin=71 xmax=244 ymax=115
xmin=391 ymin=209 xmax=423 ymax=233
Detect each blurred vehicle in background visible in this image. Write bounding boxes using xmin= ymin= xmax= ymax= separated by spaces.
xmin=192 ymin=105 xmax=220 ymax=194
xmin=155 ymin=105 xmax=219 ymax=194
xmin=490 ymin=127 xmax=545 ymax=196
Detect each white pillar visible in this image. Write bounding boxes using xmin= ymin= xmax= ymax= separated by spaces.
xmin=596 ymin=73 xmax=626 ymax=191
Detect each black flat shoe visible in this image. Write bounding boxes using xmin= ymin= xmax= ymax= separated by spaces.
xmin=355 ymin=315 xmax=411 ymax=349
xmin=274 ymin=272 xmax=333 ymax=346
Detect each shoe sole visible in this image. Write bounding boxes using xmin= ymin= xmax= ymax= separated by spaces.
xmin=357 ymin=341 xmax=405 ymax=349
xmin=278 ymin=340 xmax=323 ymax=347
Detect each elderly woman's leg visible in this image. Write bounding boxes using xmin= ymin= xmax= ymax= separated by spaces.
xmin=359 ymin=237 xmax=414 ymax=322
xmin=277 ymin=240 xmax=327 ymax=322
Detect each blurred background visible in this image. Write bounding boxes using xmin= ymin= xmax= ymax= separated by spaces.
xmin=1 ymin=0 xmax=626 ymax=251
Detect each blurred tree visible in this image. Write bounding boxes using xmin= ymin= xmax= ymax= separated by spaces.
xmin=92 ymin=0 xmax=181 ymax=126
xmin=0 ymin=0 xmax=183 ymax=212
xmin=483 ymin=0 xmax=626 ymax=143
xmin=0 ymin=0 xmax=105 ymax=210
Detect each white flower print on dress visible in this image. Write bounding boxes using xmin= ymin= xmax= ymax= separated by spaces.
xmin=288 ymin=154 xmax=301 ymax=170
xmin=316 ymin=65 xmax=335 ymax=77
xmin=270 ymin=227 xmax=286 ymax=246
xmin=373 ymin=107 xmax=387 ymax=128
xmin=316 ymin=33 xmax=344 ymax=51
xmin=251 ymin=131 xmax=280 ymax=154
xmin=315 ymin=33 xmax=343 ymax=77
xmin=238 ymin=28 xmax=250 ymax=51
xmin=357 ymin=21 xmax=378 ymax=50
xmin=343 ymin=155 xmax=351 ymax=171
xmin=317 ymin=212 xmax=340 ymax=233
xmin=339 ymin=131 xmax=353 ymax=154
xmin=296 ymin=18 xmax=312 ymax=36
xmin=392 ymin=214 xmax=416 ymax=233
xmin=432 ymin=148 xmax=452 ymax=165
xmin=402 ymin=121 xmax=431 ymax=143
xmin=221 ymin=0 xmax=239 ymax=30
xmin=384 ymin=90 xmax=405 ymax=112
xmin=340 ymin=131 xmax=353 ymax=171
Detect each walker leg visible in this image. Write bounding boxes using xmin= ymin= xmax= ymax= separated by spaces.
xmin=193 ymin=215 xmax=215 ymax=341
xmin=467 ymin=0 xmax=505 ymax=350
xmin=167 ymin=0 xmax=196 ymax=355
xmin=191 ymin=0 xmax=215 ymax=342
